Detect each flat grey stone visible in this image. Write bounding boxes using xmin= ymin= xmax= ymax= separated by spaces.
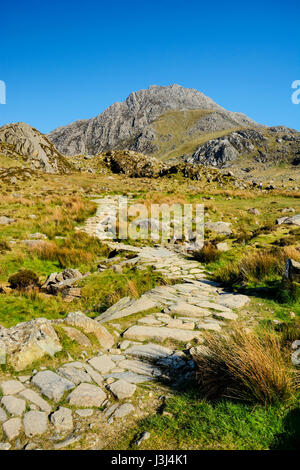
xmin=68 ymin=383 xmax=106 ymax=407
xmin=217 ymin=293 xmax=250 ymax=309
xmin=104 ymin=371 xmax=156 ymax=384
xmin=0 ymin=443 xmax=11 ymax=450
xmin=75 ymin=409 xmax=94 ymax=417
xmin=107 ymin=379 xmax=136 ymax=400
xmin=0 ymin=406 xmax=8 ymax=422
xmin=125 ymin=343 xmax=173 ymax=361
xmin=1 ymin=395 xmax=26 ymax=416
xmin=31 ymin=370 xmax=75 ymax=401
xmin=0 ymin=380 xmax=25 ymax=395
xmin=123 ymin=325 xmax=203 ymax=343
xmin=18 ymin=375 xmax=32 ymax=383
xmin=196 ymin=322 xmax=222 ymax=332
xmin=88 ymin=355 xmax=115 ymax=374
xmin=104 ymin=403 xmax=119 ymax=418
xmin=113 ymin=403 xmax=134 ymax=418
xmin=167 ymin=302 xmax=211 ymax=317
xmin=50 ymin=407 xmax=73 ymax=433
xmin=213 ymin=311 xmax=238 ymax=320
xmin=98 ymin=295 xmax=159 ymax=323
xmin=2 ymin=417 xmax=22 ymax=440
xmin=118 ymin=359 xmax=162 ymax=377
xmin=195 ymin=301 xmax=233 ymax=313
xmin=57 ymin=366 xmax=92 ymax=385
xmin=83 ymin=363 xmax=103 ymax=386
xmin=24 ymin=411 xmax=48 ymax=437
xmin=19 ymin=389 xmax=52 ymax=412
xmin=137 ymin=431 xmax=151 ymax=446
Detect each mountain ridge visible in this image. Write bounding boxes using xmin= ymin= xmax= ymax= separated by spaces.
xmin=47 ymin=84 xmax=261 ymax=157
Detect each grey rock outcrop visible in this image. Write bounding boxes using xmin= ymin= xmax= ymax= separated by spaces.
xmin=0 ymin=122 xmax=72 ymax=173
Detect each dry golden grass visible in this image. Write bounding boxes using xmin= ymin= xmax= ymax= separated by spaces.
xmin=192 ymin=326 xmax=297 ymax=404
xmin=192 ymin=242 xmax=220 ymax=264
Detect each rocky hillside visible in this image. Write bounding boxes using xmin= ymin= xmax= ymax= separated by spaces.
xmin=47 ymin=84 xmax=260 ymax=158
xmin=185 ymin=126 xmax=300 ymax=168
xmin=0 ymin=123 xmax=73 ymax=174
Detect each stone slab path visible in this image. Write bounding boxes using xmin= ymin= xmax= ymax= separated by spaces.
xmin=0 ymin=196 xmax=250 ymax=449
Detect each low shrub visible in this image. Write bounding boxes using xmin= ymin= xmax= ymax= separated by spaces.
xmin=192 ymin=327 xmax=296 ymax=405
xmin=8 ymin=269 xmax=39 ymax=290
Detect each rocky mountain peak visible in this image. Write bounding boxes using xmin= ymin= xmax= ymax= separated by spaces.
xmin=47 ymin=84 xmax=260 ymax=157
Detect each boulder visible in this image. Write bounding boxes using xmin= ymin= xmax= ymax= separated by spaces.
xmin=65 ymin=312 xmax=114 ymax=349
xmin=1 ymin=318 xmax=62 ymax=371
xmin=276 ymin=214 xmax=300 ymax=226
xmin=0 ymin=216 xmax=16 ymax=225
xmin=205 ymin=221 xmax=232 ymax=235
xmin=284 ymin=259 xmax=300 ymax=283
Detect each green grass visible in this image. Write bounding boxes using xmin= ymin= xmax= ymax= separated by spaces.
xmin=151 ymin=109 xmax=240 ymax=160
xmin=115 ymin=386 xmax=300 ymax=450
xmin=0 ymin=291 xmax=67 ymax=327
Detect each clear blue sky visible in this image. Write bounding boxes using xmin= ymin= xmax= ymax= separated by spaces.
xmin=1 ymin=0 xmax=299 ymax=132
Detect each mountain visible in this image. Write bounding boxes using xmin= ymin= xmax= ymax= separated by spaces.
xmin=47 ymin=84 xmax=260 ymax=159
xmin=0 ymin=122 xmax=73 ymax=173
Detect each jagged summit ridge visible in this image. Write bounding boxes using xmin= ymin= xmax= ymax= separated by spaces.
xmin=47 ymin=84 xmax=260 ymax=157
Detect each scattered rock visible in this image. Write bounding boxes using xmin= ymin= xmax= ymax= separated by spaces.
xmin=112 ymin=403 xmax=135 ymax=418
xmin=136 ymin=431 xmax=151 ymax=446
xmin=284 ymin=258 xmax=300 ymax=283
xmin=205 ymin=221 xmax=232 ymax=235
xmin=0 ymin=216 xmax=16 ymax=225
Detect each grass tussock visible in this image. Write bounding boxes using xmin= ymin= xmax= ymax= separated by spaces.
xmin=192 ymin=326 xmax=297 ymax=405
xmin=192 ymin=242 xmax=221 ymax=264
xmin=27 ymin=233 xmax=110 ymax=270
xmin=214 ymin=247 xmax=300 ymax=287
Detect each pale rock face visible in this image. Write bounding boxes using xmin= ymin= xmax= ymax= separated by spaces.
xmin=0 ymin=122 xmax=71 ymax=173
